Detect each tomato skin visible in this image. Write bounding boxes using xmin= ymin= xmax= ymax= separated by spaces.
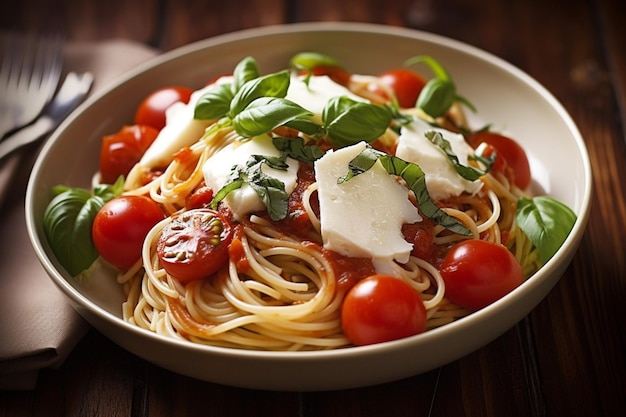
xmin=92 ymin=196 xmax=165 ymax=270
xmin=341 ymin=275 xmax=427 ymax=346
xmin=157 ymin=209 xmax=234 ymax=283
xmin=439 ymin=240 xmax=524 ymax=311
xmin=370 ymin=69 xmax=426 ymax=108
xmin=467 ymin=131 xmax=531 ymax=190
xmin=301 ymin=65 xmax=351 ymax=87
xmin=134 ymin=86 xmax=193 ymax=130
xmin=99 ymin=125 xmax=159 ymax=184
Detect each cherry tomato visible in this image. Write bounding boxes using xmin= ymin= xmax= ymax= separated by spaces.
xmin=185 ymin=184 xmax=214 ymax=210
xmin=99 ymin=124 xmax=159 ymax=184
xmin=301 ymin=65 xmax=351 ymax=87
xmin=134 ymin=86 xmax=194 ymax=130
xmin=439 ymin=240 xmax=523 ymax=311
xmin=370 ymin=69 xmax=427 ymax=108
xmin=157 ymin=209 xmax=234 ymax=283
xmin=92 ymin=196 xmax=165 ymax=270
xmin=341 ymin=274 xmax=427 ymax=346
xmin=467 ymin=131 xmax=531 ymax=190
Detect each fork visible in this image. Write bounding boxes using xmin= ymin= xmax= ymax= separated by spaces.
xmin=0 ymin=71 xmax=93 ymax=162
xmin=0 ymin=32 xmax=64 ymax=138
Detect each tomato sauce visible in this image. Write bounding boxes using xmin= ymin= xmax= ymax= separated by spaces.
xmin=322 ymin=248 xmax=376 ymax=292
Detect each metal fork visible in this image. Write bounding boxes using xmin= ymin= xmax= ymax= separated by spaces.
xmin=0 ymin=71 xmax=93 ymax=162
xmin=0 ymin=32 xmax=64 ymax=138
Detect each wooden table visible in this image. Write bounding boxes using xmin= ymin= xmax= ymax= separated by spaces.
xmin=1 ymin=0 xmax=625 ymax=415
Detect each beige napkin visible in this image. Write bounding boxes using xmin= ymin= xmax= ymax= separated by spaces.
xmin=0 ymin=40 xmax=158 ymax=390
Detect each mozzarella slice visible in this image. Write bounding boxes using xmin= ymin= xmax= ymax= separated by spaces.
xmin=315 ymin=142 xmax=421 ymax=273
xmin=396 ymin=119 xmax=482 ymax=201
xmin=202 ymin=134 xmax=299 ymax=220
xmin=286 ymin=75 xmax=367 ymax=123
xmin=139 ymin=85 xmax=221 ymax=169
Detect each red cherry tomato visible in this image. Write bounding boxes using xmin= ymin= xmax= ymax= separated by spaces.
xmin=300 ymin=65 xmax=351 ymax=87
xmin=134 ymin=86 xmax=194 ymax=130
xmin=93 ymin=196 xmax=165 ymax=270
xmin=370 ymin=69 xmax=427 ymax=108
xmin=341 ymin=274 xmax=427 ymax=346
xmin=467 ymin=131 xmax=531 ymax=190
xmin=157 ymin=209 xmax=234 ymax=283
xmin=99 ymin=124 xmax=159 ymax=184
xmin=439 ymin=240 xmax=524 ymax=311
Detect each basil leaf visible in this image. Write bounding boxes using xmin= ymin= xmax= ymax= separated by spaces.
xmin=284 ymin=118 xmax=324 ymax=136
xmin=232 ymin=97 xmax=313 ymax=138
xmin=229 ymin=69 xmax=291 ymax=116
xmin=273 ymin=136 xmax=324 ymax=163
xmin=323 ymin=96 xmax=392 ymax=147
xmin=516 ymin=196 xmax=577 ymax=263
xmin=418 ymin=78 xmax=457 ymax=118
xmin=290 ymin=52 xmax=341 ymax=70
xmin=425 ymin=130 xmax=485 ymax=180
xmin=340 ymin=146 xmax=471 ymax=236
xmin=210 ymin=154 xmax=289 ymax=221
xmin=232 ymin=56 xmax=260 ymax=93
xmin=194 ymin=83 xmax=235 ymax=120
xmin=43 ymin=180 xmax=124 ymax=276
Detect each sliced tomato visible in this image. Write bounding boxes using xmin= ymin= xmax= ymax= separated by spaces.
xmin=134 ymin=86 xmax=193 ymax=130
xmin=92 ymin=195 xmax=165 ymax=270
xmin=439 ymin=239 xmax=523 ymax=311
xmin=300 ymin=65 xmax=351 ymax=87
xmin=99 ymin=125 xmax=159 ymax=184
xmin=467 ymin=131 xmax=531 ymax=190
xmin=157 ymin=209 xmax=234 ymax=283
xmin=341 ymin=274 xmax=427 ymax=346
xmin=369 ymin=68 xmax=427 ymax=108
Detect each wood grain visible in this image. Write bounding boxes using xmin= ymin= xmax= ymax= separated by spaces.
xmin=1 ymin=0 xmax=624 ymax=416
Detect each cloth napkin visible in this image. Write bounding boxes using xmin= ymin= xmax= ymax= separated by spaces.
xmin=0 ymin=40 xmax=158 ymax=390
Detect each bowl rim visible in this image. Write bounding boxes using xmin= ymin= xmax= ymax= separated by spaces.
xmin=25 ymin=21 xmax=593 ymax=362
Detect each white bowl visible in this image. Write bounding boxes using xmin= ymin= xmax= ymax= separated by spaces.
xmin=25 ymin=22 xmax=592 ymax=391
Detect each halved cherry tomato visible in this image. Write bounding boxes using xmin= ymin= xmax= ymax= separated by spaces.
xmin=99 ymin=124 xmax=159 ymax=184
xmin=341 ymin=274 xmax=427 ymax=346
xmin=92 ymin=195 xmax=165 ymax=270
xmin=369 ymin=68 xmax=427 ymax=108
xmin=439 ymin=239 xmax=523 ymax=311
xmin=134 ymin=86 xmax=194 ymax=130
xmin=157 ymin=208 xmax=234 ymax=283
xmin=467 ymin=131 xmax=531 ymax=190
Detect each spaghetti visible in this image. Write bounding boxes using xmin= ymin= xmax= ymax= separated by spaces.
xmin=109 ymin=57 xmax=538 ymax=351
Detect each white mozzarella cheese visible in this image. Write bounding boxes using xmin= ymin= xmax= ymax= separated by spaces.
xmin=202 ymin=134 xmax=299 ymax=220
xmin=396 ymin=119 xmax=482 ymax=201
xmin=286 ymin=75 xmax=367 ymax=123
xmin=139 ymin=85 xmax=220 ymax=169
xmin=315 ymin=142 xmax=421 ymax=274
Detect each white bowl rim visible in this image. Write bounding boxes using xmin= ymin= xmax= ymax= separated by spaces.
xmin=25 ymin=21 xmax=593 ymax=363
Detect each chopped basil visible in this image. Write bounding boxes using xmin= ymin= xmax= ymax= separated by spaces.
xmin=425 ymin=130 xmax=487 ymax=180
xmin=339 ymin=146 xmax=472 ymax=236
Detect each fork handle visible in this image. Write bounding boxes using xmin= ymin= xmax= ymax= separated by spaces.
xmin=0 ymin=116 xmax=54 ymax=161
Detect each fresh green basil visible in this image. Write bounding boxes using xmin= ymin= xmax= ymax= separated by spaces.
xmin=43 ymin=177 xmax=124 ymax=276
xmin=516 ymin=196 xmax=577 ymax=263
xmin=406 ymin=55 xmax=475 ymax=118
xmin=289 ymin=52 xmax=341 ymax=71
xmin=210 ymin=154 xmax=289 ymax=221
xmin=232 ymin=97 xmax=313 ymax=138
xmin=339 ymin=146 xmax=472 ymax=236
xmin=194 ymin=83 xmax=234 ymax=120
xmin=322 ymin=96 xmax=392 ymax=147
xmin=229 ymin=69 xmax=291 ymax=116
xmin=272 ymin=137 xmax=324 ymax=163
xmin=232 ymin=56 xmax=260 ymax=92
xmin=425 ymin=130 xmax=486 ymax=180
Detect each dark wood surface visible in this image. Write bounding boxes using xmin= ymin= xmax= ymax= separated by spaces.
xmin=1 ymin=0 xmax=625 ymax=416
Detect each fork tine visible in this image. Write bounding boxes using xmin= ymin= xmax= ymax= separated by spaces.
xmin=0 ymin=32 xmax=64 ymax=138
